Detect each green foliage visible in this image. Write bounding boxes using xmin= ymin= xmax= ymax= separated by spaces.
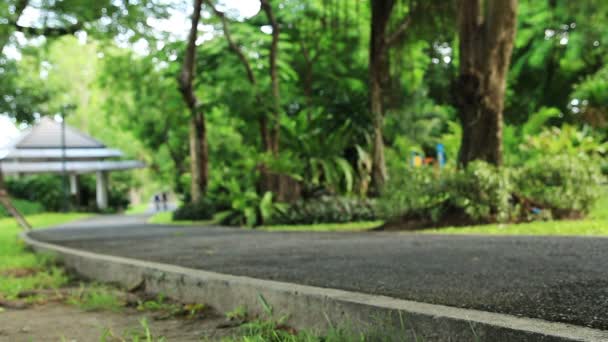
xmin=172 ymin=198 xmax=215 ymax=221
xmin=0 ymin=213 xmax=89 ymax=299
xmin=0 ymin=199 xmax=44 ymax=218
xmin=6 ymin=175 xmax=65 ymax=212
xmin=447 ymin=162 xmax=514 ymax=223
xmin=6 ymin=174 xmax=130 ymax=213
xmin=269 ymin=197 xmax=378 ymax=225
xmin=377 ymin=167 xmax=444 ymax=223
xmin=380 ymin=155 xmax=604 ymax=227
xmin=213 ymin=179 xmax=287 ymax=227
xmin=379 ymin=162 xmax=513 ymax=224
xmin=518 ymin=154 xmax=604 ymax=217
xmin=520 ymin=125 xmax=608 ymax=158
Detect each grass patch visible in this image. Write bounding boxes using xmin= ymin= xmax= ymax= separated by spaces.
xmin=125 ymin=203 xmax=150 ymax=215
xmin=147 ymin=211 xmax=215 ymax=226
xmin=100 ymin=318 xmax=166 ymax=342
xmin=0 ymin=199 xmax=45 ymax=218
xmin=68 ymin=283 xmax=124 ymax=312
xmin=0 ymin=213 xmax=91 ymax=299
xmin=262 ymin=221 xmax=382 ymax=232
xmin=148 ymin=212 xmax=382 ymax=232
xmin=423 ymin=219 xmax=608 ymax=236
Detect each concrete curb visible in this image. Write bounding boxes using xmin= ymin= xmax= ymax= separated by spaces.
xmin=22 ymin=232 xmax=608 ymax=342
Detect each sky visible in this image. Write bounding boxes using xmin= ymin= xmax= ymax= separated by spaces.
xmin=0 ymin=117 xmax=20 ymax=150
xmin=0 ymin=0 xmax=260 ymax=149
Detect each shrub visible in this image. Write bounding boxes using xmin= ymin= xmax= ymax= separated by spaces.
xmin=378 ymin=162 xmax=514 ymax=225
xmin=269 ymin=196 xmax=378 ymax=225
xmin=6 ymin=174 xmax=130 ymax=213
xmin=379 ymin=155 xmax=604 ymax=229
xmin=517 ymin=154 xmax=604 ymax=218
xmin=448 ymin=161 xmax=515 ymax=223
xmin=214 ymin=191 xmax=287 ymax=227
xmin=376 ymin=167 xmax=446 ymax=222
xmin=6 ymin=175 xmax=64 ymax=211
xmin=173 ymin=197 xmax=216 ymax=221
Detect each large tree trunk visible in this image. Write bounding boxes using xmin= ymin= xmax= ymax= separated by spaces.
xmin=188 ymin=112 xmax=208 ymax=202
xmin=368 ymin=0 xmax=395 ymax=193
xmin=179 ymin=0 xmax=208 ymax=202
xmin=455 ymin=0 xmax=518 ymax=166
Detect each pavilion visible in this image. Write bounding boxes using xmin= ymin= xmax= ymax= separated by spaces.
xmin=0 ymin=117 xmax=144 ymax=209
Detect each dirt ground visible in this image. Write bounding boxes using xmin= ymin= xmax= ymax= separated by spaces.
xmin=0 ymin=303 xmax=236 ymax=342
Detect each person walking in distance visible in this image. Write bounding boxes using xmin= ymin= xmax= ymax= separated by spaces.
xmin=161 ymin=192 xmax=168 ymax=211
xmin=154 ymin=194 xmax=160 ymax=212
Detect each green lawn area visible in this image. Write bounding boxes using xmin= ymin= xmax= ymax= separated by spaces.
xmin=262 ymin=221 xmax=383 ymax=232
xmin=147 ymin=211 xmax=214 ymax=226
xmin=148 ymin=210 xmax=382 ymax=232
xmin=424 ymin=218 xmax=608 ymax=236
xmin=124 ymin=202 xmax=150 ymax=215
xmin=0 ymin=213 xmax=91 ymax=299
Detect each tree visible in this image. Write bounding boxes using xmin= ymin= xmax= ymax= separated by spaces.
xmin=260 ymin=0 xmax=281 ymax=155
xmin=178 ymin=0 xmax=209 ymax=202
xmin=369 ymin=0 xmax=411 ymax=192
xmin=455 ymin=0 xmax=518 ymax=166
xmin=205 ymin=0 xmax=301 ymax=201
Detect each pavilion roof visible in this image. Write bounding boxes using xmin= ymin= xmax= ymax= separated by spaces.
xmin=0 ymin=117 xmax=144 ymax=174
xmin=11 ymin=117 xmax=105 ymax=149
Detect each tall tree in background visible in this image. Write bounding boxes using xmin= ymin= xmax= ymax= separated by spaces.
xmin=261 ymin=0 xmax=281 ymax=155
xmin=369 ymin=0 xmax=412 ymax=193
xmin=178 ymin=0 xmax=209 ymax=201
xmin=206 ymin=0 xmax=298 ymax=201
xmin=455 ymin=0 xmax=518 ymax=166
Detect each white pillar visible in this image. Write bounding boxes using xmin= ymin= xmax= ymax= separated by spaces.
xmin=96 ymin=171 xmax=109 ymax=210
xmin=69 ymin=174 xmax=78 ymax=195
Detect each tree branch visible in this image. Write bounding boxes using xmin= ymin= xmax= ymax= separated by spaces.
xmin=385 ymin=15 xmax=411 ymax=46
xmin=12 ymin=21 xmax=83 ymax=37
xmin=204 ymin=0 xmax=257 ymax=85
xmin=178 ymin=0 xmax=203 ymax=111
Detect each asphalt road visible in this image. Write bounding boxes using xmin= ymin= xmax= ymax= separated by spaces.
xmin=31 ymin=215 xmax=608 ymax=330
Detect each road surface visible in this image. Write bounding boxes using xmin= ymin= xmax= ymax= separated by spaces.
xmin=30 ymin=215 xmax=608 ymax=330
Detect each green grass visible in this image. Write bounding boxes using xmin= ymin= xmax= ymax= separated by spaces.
xmin=149 ymin=211 xmax=381 ymax=232
xmin=68 ymin=283 xmax=125 ymax=312
xmin=423 ymin=218 xmax=608 ymax=236
xmin=0 ymin=213 xmax=91 ymax=298
xmin=100 ymin=318 xmax=166 ymax=342
xmin=125 ymin=203 xmax=150 ymax=215
xmin=0 ymin=199 xmax=45 ymax=217
xmin=147 ymin=211 xmax=214 ymax=226
xmin=262 ymin=221 xmax=383 ymax=232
